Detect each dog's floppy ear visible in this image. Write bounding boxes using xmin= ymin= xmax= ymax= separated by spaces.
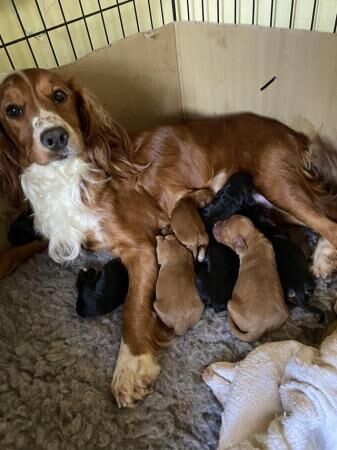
xmin=76 ymin=88 xmax=106 ymax=144
xmin=0 ymin=123 xmax=23 ymax=207
xmin=75 ymin=87 xmax=131 ymax=176
xmin=232 ymin=234 xmax=248 ymax=255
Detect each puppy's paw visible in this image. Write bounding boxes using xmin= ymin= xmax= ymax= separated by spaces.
xmin=111 ymin=340 xmax=160 ymax=408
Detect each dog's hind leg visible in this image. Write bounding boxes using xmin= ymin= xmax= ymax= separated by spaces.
xmin=254 ymin=165 xmax=337 ymax=250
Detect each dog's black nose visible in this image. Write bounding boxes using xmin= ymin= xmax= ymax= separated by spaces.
xmin=40 ymin=127 xmax=69 ymax=151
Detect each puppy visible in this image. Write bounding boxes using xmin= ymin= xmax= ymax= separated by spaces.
xmin=76 ymin=259 xmax=128 ymax=318
xmin=201 ymin=173 xmax=255 ymax=231
xmin=155 ymin=234 xmax=204 ymax=335
xmin=8 ymin=208 xmax=42 ymax=246
xmin=0 ymin=208 xmax=46 ymax=279
xmin=195 ymin=242 xmax=239 ymax=313
xmin=213 ymin=215 xmax=289 ymax=342
xmin=170 ymin=189 xmax=214 ymax=261
xmin=196 ymin=173 xmax=254 ymax=312
xmin=242 ymin=205 xmax=322 ymax=321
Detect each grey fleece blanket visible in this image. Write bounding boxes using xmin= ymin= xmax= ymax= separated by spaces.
xmin=0 ymin=249 xmax=335 ymax=450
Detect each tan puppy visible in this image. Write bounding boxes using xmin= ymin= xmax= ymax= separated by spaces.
xmin=169 ymin=189 xmax=214 ymax=262
xmin=154 ymin=234 xmax=204 ymax=335
xmin=213 ymin=215 xmax=288 ymax=342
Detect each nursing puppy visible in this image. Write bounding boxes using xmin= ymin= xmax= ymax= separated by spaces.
xmin=155 ymin=234 xmax=204 ymax=336
xmin=213 ymin=215 xmax=289 ymax=342
xmin=76 ymin=259 xmax=128 ymax=318
xmin=170 ymin=189 xmax=214 ymax=261
xmin=243 ymin=205 xmax=322 ymax=320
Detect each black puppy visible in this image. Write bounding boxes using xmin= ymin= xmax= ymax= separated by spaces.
xmin=195 ymin=242 xmax=239 ymax=312
xmin=201 ymin=172 xmax=255 ymax=232
xmin=196 ymin=173 xmax=254 ymax=312
xmin=8 ymin=209 xmax=42 ymax=246
xmin=76 ymin=258 xmax=128 ymax=317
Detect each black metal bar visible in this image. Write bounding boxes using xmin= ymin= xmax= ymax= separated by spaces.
xmin=97 ymin=0 xmax=109 ymax=44
xmin=310 ymin=0 xmax=318 ymax=31
xmin=132 ymin=0 xmax=140 ymax=32
xmin=334 ymin=14 xmax=337 ymax=33
xmin=234 ymin=0 xmax=237 ymax=24
xmin=116 ymin=0 xmax=125 ymax=37
xmin=159 ymin=0 xmax=165 ymax=25
xmin=289 ymin=0 xmax=295 ymax=28
xmin=34 ymin=0 xmax=59 ymax=66
xmin=217 ymin=0 xmax=220 ymax=23
xmin=252 ymin=0 xmax=255 ymax=25
xmin=201 ymin=0 xmax=205 ymax=21
xmin=10 ymin=0 xmax=39 ymax=67
xmin=78 ymin=0 xmax=94 ymax=51
xmin=0 ymin=0 xmax=134 ymax=50
xmin=171 ymin=0 xmax=177 ymax=21
xmin=270 ymin=0 xmax=274 ymax=27
xmin=187 ymin=0 xmax=190 ymax=21
xmin=0 ymin=35 xmax=15 ymax=70
xmin=147 ymin=0 xmax=154 ymax=28
xmin=57 ymin=0 xmax=77 ymax=59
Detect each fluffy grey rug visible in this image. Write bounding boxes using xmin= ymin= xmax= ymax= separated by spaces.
xmin=0 ymin=248 xmax=336 ymax=450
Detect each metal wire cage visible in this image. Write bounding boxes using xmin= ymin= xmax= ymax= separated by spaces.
xmin=0 ymin=0 xmax=336 ymax=72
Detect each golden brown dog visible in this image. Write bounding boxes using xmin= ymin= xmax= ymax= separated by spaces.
xmin=154 ymin=235 xmax=204 ymax=336
xmin=1 ymin=68 xmax=337 ymax=406
xmin=213 ymin=215 xmax=289 ymax=342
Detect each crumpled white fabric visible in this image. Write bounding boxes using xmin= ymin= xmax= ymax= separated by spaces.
xmin=203 ymin=330 xmax=337 ymax=450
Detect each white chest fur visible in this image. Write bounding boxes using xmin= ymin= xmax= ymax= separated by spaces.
xmin=21 ymin=157 xmax=102 ymax=263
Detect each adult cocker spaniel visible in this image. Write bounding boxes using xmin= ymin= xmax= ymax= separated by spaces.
xmin=0 ymin=68 xmax=336 ymax=407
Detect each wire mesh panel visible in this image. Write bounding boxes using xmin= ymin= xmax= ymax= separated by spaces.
xmin=0 ymin=0 xmax=336 ymax=72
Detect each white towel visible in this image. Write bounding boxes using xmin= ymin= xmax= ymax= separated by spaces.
xmin=203 ymin=330 xmax=337 ymax=450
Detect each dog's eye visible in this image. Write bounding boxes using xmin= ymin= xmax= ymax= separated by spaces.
xmin=54 ymin=89 xmax=67 ymax=103
xmin=5 ymin=104 xmax=23 ymax=119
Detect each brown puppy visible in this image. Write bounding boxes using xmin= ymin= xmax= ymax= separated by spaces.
xmin=154 ymin=235 xmax=204 ymax=336
xmin=169 ymin=188 xmax=214 ymax=261
xmin=213 ymin=215 xmax=289 ymax=342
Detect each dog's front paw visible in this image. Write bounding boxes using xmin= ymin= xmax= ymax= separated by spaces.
xmin=111 ymin=340 xmax=160 ymax=408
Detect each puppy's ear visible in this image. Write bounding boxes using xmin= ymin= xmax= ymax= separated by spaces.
xmin=0 ymin=123 xmax=23 ymax=207
xmin=232 ymin=234 xmax=248 ymax=255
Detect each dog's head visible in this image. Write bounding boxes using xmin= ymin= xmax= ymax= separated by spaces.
xmin=0 ymin=68 xmax=128 ymax=205
xmin=0 ymin=69 xmax=88 ymax=166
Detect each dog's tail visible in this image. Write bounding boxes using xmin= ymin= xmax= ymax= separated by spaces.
xmin=307 ymin=136 xmax=337 ymax=221
xmin=310 ymin=136 xmax=337 ymax=190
